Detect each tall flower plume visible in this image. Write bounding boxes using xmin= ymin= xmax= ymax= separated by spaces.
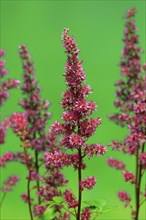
xmin=0 ymin=50 xmax=20 ymax=208
xmin=0 ymin=50 xmax=20 ymax=144
xmin=107 ymin=8 xmax=146 ymax=220
xmin=45 ymin=28 xmax=106 ymax=220
xmin=16 ymin=45 xmax=67 ymax=219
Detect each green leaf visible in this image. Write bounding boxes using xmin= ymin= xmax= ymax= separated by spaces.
xmin=53 ymin=196 xmax=63 ymax=204
xmin=83 ymin=199 xmax=119 ymax=217
xmin=101 ymin=205 xmax=120 ymax=213
xmin=43 ymin=206 xmax=56 ymax=219
xmin=83 ymin=199 xmax=107 ymax=209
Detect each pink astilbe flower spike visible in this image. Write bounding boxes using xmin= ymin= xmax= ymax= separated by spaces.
xmin=0 ymin=152 xmax=14 ymax=167
xmin=118 ymin=191 xmax=131 ymax=206
xmin=0 ymin=49 xmax=20 ymax=209
xmin=17 ymin=44 xmax=67 ymax=219
xmin=0 ymin=49 xmax=20 ymax=106
xmin=10 ymin=112 xmax=27 ymax=133
xmin=34 ymin=205 xmax=46 ymax=216
xmin=107 ymin=8 xmax=146 ymax=220
xmin=0 ymin=49 xmax=20 ymax=144
xmin=107 ymin=157 xmax=126 ymax=170
xmin=2 ymin=176 xmax=19 ymax=192
xmin=80 ymin=176 xmax=96 ymax=191
xmin=64 ymin=189 xmax=78 ymax=209
xmin=139 ymin=152 xmax=146 ymax=169
xmin=122 ymin=171 xmax=135 ymax=184
xmin=45 ymin=28 xmax=106 ymax=219
xmin=81 ymin=207 xmax=91 ymax=220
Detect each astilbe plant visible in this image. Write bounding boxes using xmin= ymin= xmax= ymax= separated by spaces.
xmin=0 ymin=49 xmax=20 ymax=144
xmin=107 ymin=8 xmax=146 ymax=220
xmin=45 ymin=28 xmax=107 ymax=220
xmin=0 ymin=49 xmax=20 ymax=207
xmin=0 ymin=46 xmax=67 ymax=220
xmin=16 ymin=45 xmax=67 ymax=219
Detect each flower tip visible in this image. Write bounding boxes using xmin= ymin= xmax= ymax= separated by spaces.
xmin=125 ymin=8 xmax=136 ymax=19
xmin=0 ymin=49 xmax=6 ymax=57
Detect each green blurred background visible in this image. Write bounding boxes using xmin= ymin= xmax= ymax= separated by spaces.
xmin=0 ymin=0 xmax=145 ymax=219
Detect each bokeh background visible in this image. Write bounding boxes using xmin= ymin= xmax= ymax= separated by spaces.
xmin=0 ymin=0 xmax=145 ymax=219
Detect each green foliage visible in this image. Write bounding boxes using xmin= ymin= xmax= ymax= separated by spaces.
xmin=83 ymin=199 xmax=119 ymax=219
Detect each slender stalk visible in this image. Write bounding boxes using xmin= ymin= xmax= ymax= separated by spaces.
xmin=135 ymin=143 xmax=145 ymax=220
xmin=0 ymin=192 xmax=6 ymax=207
xmin=135 ymin=146 xmax=139 ymax=220
xmin=35 ymin=150 xmax=41 ymax=204
xmin=27 ymin=171 xmax=33 ymax=220
xmin=77 ymin=148 xmax=82 ymax=220
xmin=24 ymin=147 xmax=33 ymax=220
xmin=140 ymin=198 xmax=146 ymax=207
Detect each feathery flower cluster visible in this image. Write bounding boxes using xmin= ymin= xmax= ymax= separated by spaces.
xmin=2 ymin=176 xmax=19 ymax=192
xmin=0 ymin=49 xmax=20 ymax=106
xmin=10 ymin=112 xmax=27 ymax=134
xmin=21 ymin=193 xmax=33 ymax=204
xmin=139 ymin=152 xmax=146 ymax=168
xmin=81 ymin=207 xmax=91 ymax=220
xmin=0 ymin=49 xmax=21 ymax=209
xmin=45 ymin=28 xmax=106 ymax=219
xmin=107 ymin=157 xmax=126 ymax=170
xmin=122 ymin=171 xmax=135 ymax=184
xmin=0 ymin=152 xmax=14 ymax=167
xmin=118 ymin=191 xmax=131 ymax=206
xmin=84 ymin=144 xmax=106 ymax=157
xmin=0 ymin=49 xmax=20 ymax=145
xmin=108 ymin=8 xmax=146 ymax=219
xmin=0 ymin=44 xmax=68 ymax=220
xmin=34 ymin=205 xmax=46 ymax=216
xmin=16 ymin=45 xmax=67 ymax=219
xmin=64 ymin=189 xmax=78 ymax=209
xmin=18 ymin=45 xmax=51 ymax=152
xmin=80 ymin=176 xmax=96 ymax=191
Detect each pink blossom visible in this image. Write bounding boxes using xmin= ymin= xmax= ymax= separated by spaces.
xmin=125 ymin=8 xmax=136 ymax=18
xmin=64 ymin=189 xmax=78 ymax=208
xmin=0 ymin=152 xmax=14 ymax=167
xmin=107 ymin=157 xmax=126 ymax=170
xmin=69 ymin=134 xmax=85 ymax=148
xmin=0 ymin=49 xmax=5 ymax=57
xmin=84 ymin=144 xmax=107 ymax=157
xmin=28 ymin=171 xmax=40 ymax=181
xmin=21 ymin=193 xmax=33 ymax=203
xmin=45 ymin=151 xmax=72 ymax=168
xmin=79 ymin=118 xmax=101 ymax=137
xmin=0 ymin=49 xmax=19 ymax=105
xmin=37 ymin=185 xmax=60 ymax=201
xmin=0 ymin=127 xmax=6 ymax=144
xmin=10 ymin=112 xmax=27 ymax=133
xmin=50 ymin=121 xmax=63 ymax=134
xmin=139 ymin=152 xmax=146 ymax=169
xmin=80 ymin=176 xmax=96 ymax=191
xmin=109 ymin=9 xmax=145 ymax=218
xmin=122 ymin=171 xmax=135 ymax=183
xmin=2 ymin=79 xmax=20 ymax=89
xmin=81 ymin=207 xmax=91 ymax=220
xmin=118 ymin=191 xmax=131 ymax=203
xmin=108 ymin=141 xmax=123 ymax=150
xmin=62 ymin=212 xmax=71 ymax=219
xmin=2 ymin=176 xmax=19 ymax=192
xmin=34 ymin=205 xmax=46 ymax=216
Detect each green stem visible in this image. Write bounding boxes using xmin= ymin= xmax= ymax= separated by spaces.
xmin=77 ymin=148 xmax=82 ymax=220
xmin=0 ymin=192 xmax=6 ymax=207
xmin=35 ymin=150 xmax=41 ymax=205
xmin=135 ymin=143 xmax=145 ymax=220
xmin=24 ymin=147 xmax=33 ymax=220
xmin=28 ymin=171 xmax=33 ymax=220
